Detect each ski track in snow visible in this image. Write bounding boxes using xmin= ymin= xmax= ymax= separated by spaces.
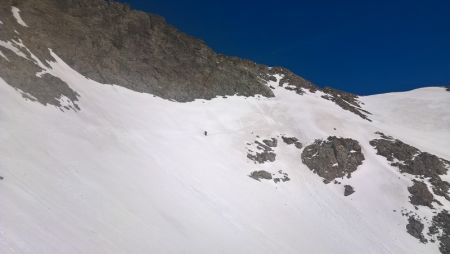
xmin=0 ymin=34 xmax=449 ymax=254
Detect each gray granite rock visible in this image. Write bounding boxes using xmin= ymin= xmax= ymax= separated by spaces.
xmin=0 ymin=0 xmax=371 ymax=120
xmin=344 ymin=185 xmax=355 ymax=196
xmin=408 ymin=180 xmax=434 ymax=208
xmin=429 ymin=211 xmax=450 ymax=253
xmin=247 ymin=152 xmax=276 ymax=164
xmin=281 ymin=136 xmax=303 ymax=149
xmin=321 ymin=87 xmax=372 ymax=121
xmin=247 ymin=138 xmax=278 ymax=164
xmin=273 ymin=170 xmax=290 ymax=183
xmin=249 ymin=170 xmax=272 ymax=181
xmin=301 ymin=136 xmax=365 ymax=183
xmin=406 ymin=216 xmax=427 ymax=243
xmin=262 ymin=138 xmax=278 ymax=148
xmin=370 ymin=133 xmax=450 ymax=201
xmin=0 ymin=0 xmax=275 ymax=107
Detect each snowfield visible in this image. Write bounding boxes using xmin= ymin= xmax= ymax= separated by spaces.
xmin=0 ymin=8 xmax=449 ymax=254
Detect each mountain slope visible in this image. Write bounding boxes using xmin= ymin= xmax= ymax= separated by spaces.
xmin=0 ymin=2 xmax=449 ymax=254
xmin=0 ymin=0 xmax=369 ymax=120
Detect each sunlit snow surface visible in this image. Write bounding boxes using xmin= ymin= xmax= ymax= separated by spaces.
xmin=0 ymin=28 xmax=449 ymax=254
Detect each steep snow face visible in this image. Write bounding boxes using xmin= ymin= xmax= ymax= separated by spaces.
xmin=0 ymin=6 xmax=449 ymax=254
xmin=0 ymin=48 xmax=449 ymax=254
xmin=362 ymin=88 xmax=450 ymax=159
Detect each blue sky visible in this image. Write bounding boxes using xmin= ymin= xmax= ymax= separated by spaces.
xmin=120 ymin=0 xmax=450 ymax=95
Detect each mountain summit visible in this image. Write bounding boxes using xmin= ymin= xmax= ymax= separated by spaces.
xmin=0 ymin=1 xmax=449 ymax=254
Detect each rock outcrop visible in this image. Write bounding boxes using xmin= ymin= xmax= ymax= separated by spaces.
xmin=371 ymin=132 xmax=450 ymax=252
xmin=408 ymin=180 xmax=434 ymax=208
xmin=281 ymin=136 xmax=303 ymax=149
xmin=370 ymin=133 xmax=450 ymax=201
xmin=0 ymin=0 xmax=274 ymax=106
xmin=321 ymin=87 xmax=372 ymax=121
xmin=301 ymin=136 xmax=365 ymax=183
xmin=406 ymin=216 xmax=427 ymax=243
xmin=344 ymin=185 xmax=355 ymax=196
xmin=247 ymin=138 xmax=278 ymax=164
xmin=0 ymin=0 xmax=371 ymax=120
xmin=429 ymin=211 xmax=450 ymax=254
xmin=249 ymin=170 xmax=272 ymax=181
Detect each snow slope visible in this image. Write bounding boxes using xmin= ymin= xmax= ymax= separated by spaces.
xmin=1 ymin=8 xmax=449 ymax=254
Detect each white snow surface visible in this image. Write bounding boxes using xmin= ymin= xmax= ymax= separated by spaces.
xmin=11 ymin=7 xmax=28 ymax=27
xmin=0 ymin=37 xmax=449 ymax=254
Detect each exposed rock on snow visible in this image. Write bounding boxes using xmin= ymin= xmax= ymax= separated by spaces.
xmin=247 ymin=138 xmax=278 ymax=164
xmin=0 ymin=36 xmax=80 ymax=108
xmin=273 ymin=170 xmax=290 ymax=183
xmin=430 ymin=178 xmax=450 ymax=201
xmin=247 ymin=151 xmax=276 ymax=164
xmin=408 ymin=180 xmax=434 ymax=208
xmin=247 ymin=150 xmax=276 ymax=163
xmin=429 ymin=211 xmax=450 ymax=254
xmin=371 ymin=132 xmax=450 ymax=251
xmin=321 ymin=87 xmax=372 ymax=121
xmin=369 ymin=135 xmax=420 ymax=163
xmin=249 ymin=170 xmax=272 ymax=181
xmin=301 ymin=136 xmax=365 ymax=183
xmin=406 ymin=216 xmax=427 ymax=243
xmin=281 ymin=136 xmax=303 ymax=149
xmin=249 ymin=170 xmax=290 ymax=184
xmin=370 ymin=133 xmax=450 ymax=200
xmin=269 ymin=67 xmax=371 ymax=120
xmin=268 ymin=67 xmax=317 ymax=95
xmin=344 ymin=185 xmax=355 ymax=196
xmin=262 ymin=138 xmax=277 ymax=148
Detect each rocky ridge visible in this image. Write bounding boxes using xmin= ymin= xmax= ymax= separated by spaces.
xmin=301 ymin=136 xmax=365 ymax=184
xmin=370 ymin=132 xmax=450 ymax=253
xmin=0 ymin=0 xmax=371 ymax=120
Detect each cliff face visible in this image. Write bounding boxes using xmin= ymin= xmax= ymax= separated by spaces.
xmin=1 ymin=0 xmax=371 ymax=120
xmin=1 ymin=0 xmax=276 ymax=103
